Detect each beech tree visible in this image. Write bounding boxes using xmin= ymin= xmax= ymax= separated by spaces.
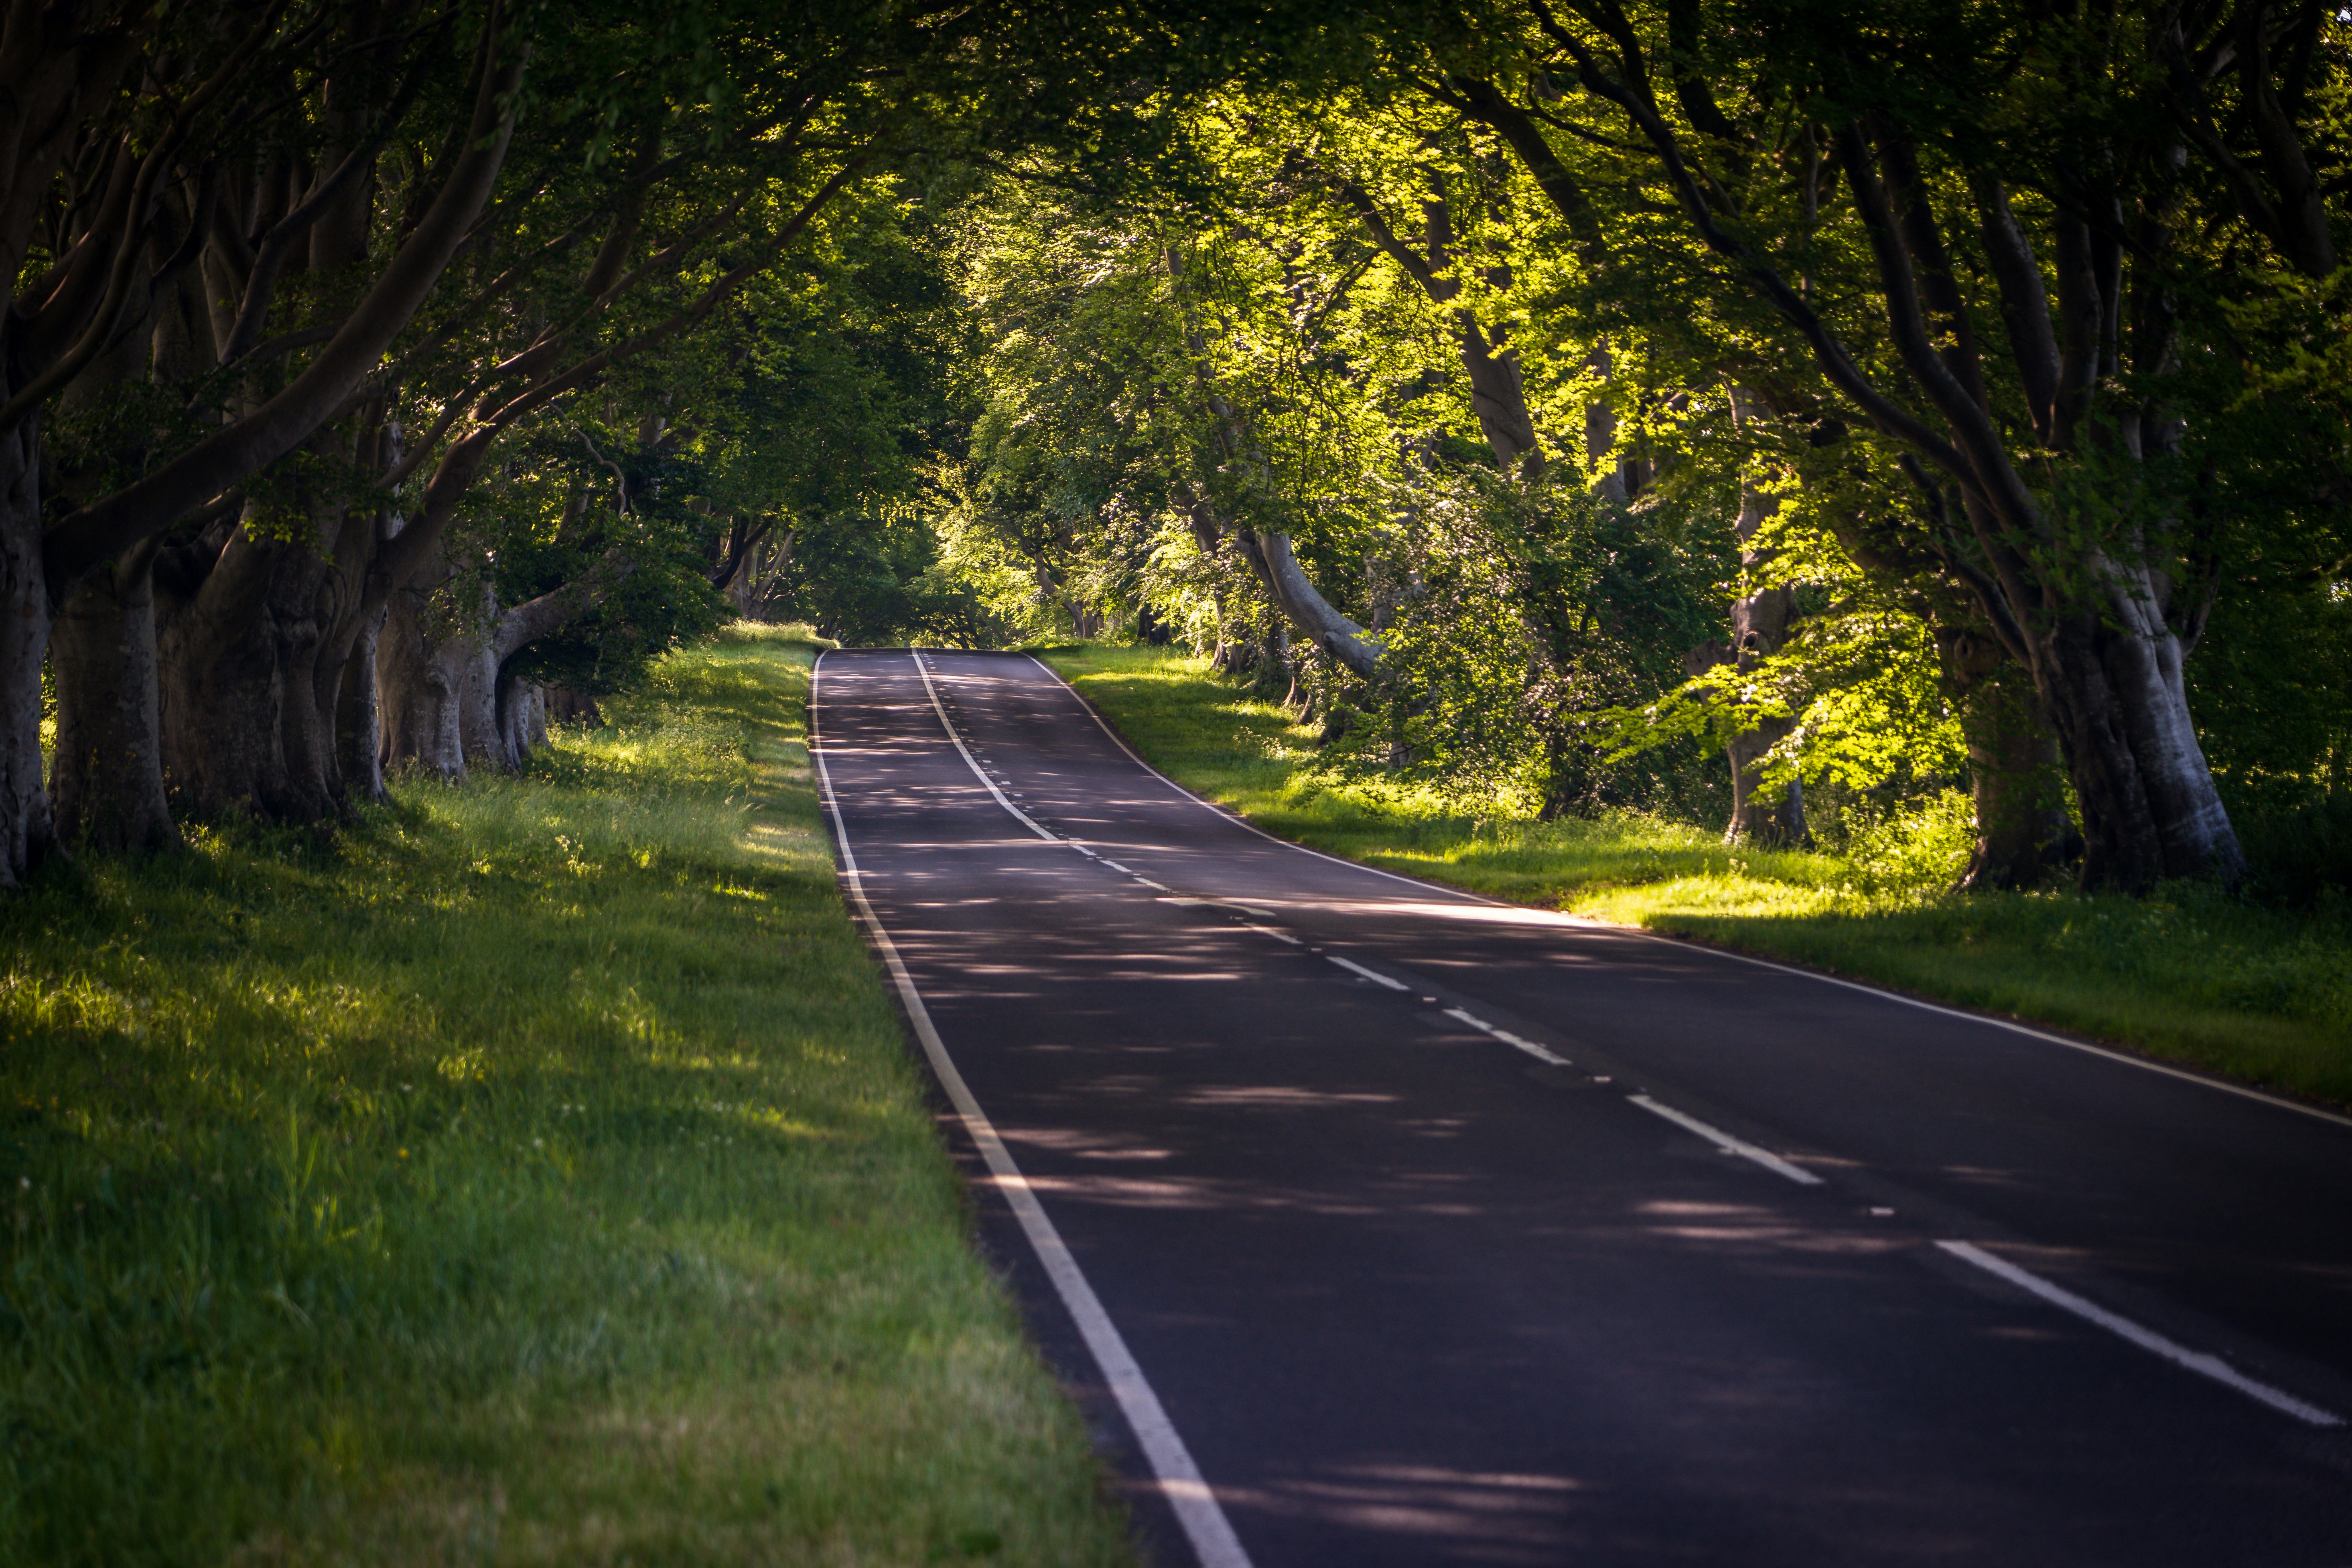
xmin=1416 ymin=0 xmax=2352 ymax=890
xmin=4 ymin=0 xmax=524 ymax=883
xmin=13 ymin=0 xmax=1210 ymax=885
xmin=20 ymin=0 xmax=2343 ymax=904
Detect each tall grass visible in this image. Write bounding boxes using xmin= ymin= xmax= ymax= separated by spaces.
xmin=0 ymin=626 xmax=1133 ymax=1566
xmin=1044 ymin=644 xmax=2352 ymax=1109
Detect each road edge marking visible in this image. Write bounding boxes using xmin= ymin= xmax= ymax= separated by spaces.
xmin=812 ymin=653 xmax=1256 ymax=1568
xmin=1627 ymin=1094 xmax=1824 ymax=1186
xmin=1020 ymin=657 xmax=2352 ymax=1136
xmin=1934 ymin=1240 xmax=2342 ymax=1428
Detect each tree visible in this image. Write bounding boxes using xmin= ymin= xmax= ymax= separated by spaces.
xmin=1421 ymin=0 xmax=2352 ymax=890
xmin=20 ymin=0 xmax=1209 ymax=878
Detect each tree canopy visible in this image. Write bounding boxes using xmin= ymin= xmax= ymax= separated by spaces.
xmin=8 ymin=0 xmax=2348 ymax=899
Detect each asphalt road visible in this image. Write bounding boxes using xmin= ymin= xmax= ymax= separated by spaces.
xmin=810 ymin=647 xmax=2352 ymax=1568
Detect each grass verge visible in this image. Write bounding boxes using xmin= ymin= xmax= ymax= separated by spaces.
xmin=1041 ymin=644 xmax=2352 ymax=1110
xmin=2 ymin=625 xmax=1133 ymax=1566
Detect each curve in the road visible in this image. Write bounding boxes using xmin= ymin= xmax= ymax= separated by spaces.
xmin=814 ymin=646 xmax=2352 ymax=1568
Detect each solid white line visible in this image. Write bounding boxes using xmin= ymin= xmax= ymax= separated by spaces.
xmin=1443 ymin=1007 xmax=1572 ymax=1068
xmin=1627 ymin=1095 xmax=1824 ymax=1186
xmin=810 ymin=655 xmax=1256 ymax=1568
xmin=911 ymin=652 xmax=1057 ymax=844
xmin=1650 ymin=943 xmax=2352 ymax=1134
xmin=1934 ymin=1240 xmax=2342 ymax=1428
xmin=1020 ymin=655 xmax=2352 ymax=1137
xmin=1327 ymin=954 xmax=1409 ymax=990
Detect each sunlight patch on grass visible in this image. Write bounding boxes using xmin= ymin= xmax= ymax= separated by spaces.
xmin=1045 ymin=643 xmax=2352 ymax=1109
xmin=0 ymin=629 xmax=1133 ymax=1566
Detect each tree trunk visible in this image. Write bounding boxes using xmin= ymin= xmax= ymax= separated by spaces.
xmin=495 ymin=671 xmax=546 ymax=769
xmin=50 ymin=541 xmax=176 ymax=853
xmin=382 ymin=553 xmax=621 ymax=780
xmin=457 ymin=631 xmax=503 ymax=771
xmin=376 ymin=574 xmax=475 ymax=783
xmin=1585 ymin=345 xmax=1628 ymax=503
xmin=2034 ymin=594 xmax=2241 ymax=891
xmin=546 ymin=686 xmax=601 ymax=726
xmin=1237 ymin=529 xmax=1380 ymax=678
xmin=339 ymin=602 xmax=389 ymax=805
xmin=1709 ymin=407 xmax=1810 ymax=848
xmin=1941 ymin=630 xmax=2076 ymax=890
xmin=157 ymin=518 xmax=347 ymax=821
xmin=0 ymin=417 xmax=56 ymax=888
xmin=1717 ymin=577 xmax=1809 ymax=846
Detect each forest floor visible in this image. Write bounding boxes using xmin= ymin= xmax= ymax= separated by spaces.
xmin=1 ymin=626 xmax=1133 ymax=1567
xmin=1039 ymin=643 xmax=2352 ymax=1113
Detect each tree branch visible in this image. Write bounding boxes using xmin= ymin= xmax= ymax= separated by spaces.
xmin=45 ymin=12 xmax=527 ymax=598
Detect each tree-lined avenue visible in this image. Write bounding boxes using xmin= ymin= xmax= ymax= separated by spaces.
xmin=812 ymin=646 xmax=2352 ymax=1567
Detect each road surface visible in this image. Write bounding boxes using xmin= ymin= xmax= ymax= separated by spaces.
xmin=810 ymin=647 xmax=2352 ymax=1567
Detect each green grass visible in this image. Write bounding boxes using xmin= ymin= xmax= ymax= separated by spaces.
xmin=1042 ymin=643 xmax=2352 ymax=1110
xmin=1 ymin=625 xmax=1134 ymax=1566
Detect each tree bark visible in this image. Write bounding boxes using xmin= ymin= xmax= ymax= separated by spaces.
xmin=1936 ymin=626 xmax=2076 ymax=890
xmin=376 ymin=571 xmax=476 ymax=783
xmin=495 ymin=672 xmax=546 ymax=769
xmin=50 ymin=540 xmax=175 ymax=852
xmin=546 ymin=686 xmax=601 ymax=726
xmin=381 ymin=552 xmax=624 ymax=781
xmin=155 ymin=472 xmax=380 ymax=823
xmin=1237 ymin=528 xmax=1381 ymax=680
xmin=0 ymin=414 xmax=54 ymax=886
xmin=1958 ymin=674 xmax=2073 ymax=890
xmin=1585 ymin=345 xmax=1628 ymax=503
xmin=2035 ymin=591 xmax=2240 ymax=888
xmin=339 ymin=601 xmax=389 ymax=805
xmin=457 ymin=630 xmax=503 ymax=771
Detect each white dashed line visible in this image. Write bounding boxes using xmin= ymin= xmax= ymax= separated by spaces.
xmin=1935 ymin=1241 xmax=2342 ymax=1428
xmin=1442 ymin=1007 xmax=1572 ymax=1067
xmin=1627 ymin=1095 xmax=1824 ymax=1186
xmin=1326 ymin=954 xmax=1409 ymax=991
xmin=911 ymin=654 xmax=1057 ymax=844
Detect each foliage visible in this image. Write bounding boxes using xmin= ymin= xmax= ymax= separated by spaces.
xmin=938 ymin=119 xmax=1731 ymax=808
xmin=1313 ymin=469 xmax=1724 ymax=812
xmin=779 ymin=503 xmax=1007 ymax=647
